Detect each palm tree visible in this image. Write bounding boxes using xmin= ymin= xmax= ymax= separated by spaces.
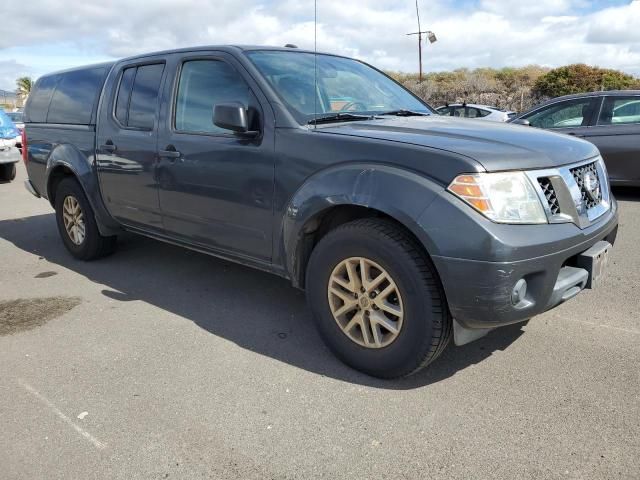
xmin=16 ymin=77 xmax=33 ymax=102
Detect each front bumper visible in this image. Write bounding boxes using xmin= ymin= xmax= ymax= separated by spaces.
xmin=0 ymin=145 xmax=21 ymax=165
xmin=428 ymin=198 xmax=618 ymax=330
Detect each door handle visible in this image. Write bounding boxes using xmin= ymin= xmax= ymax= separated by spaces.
xmin=100 ymin=142 xmax=116 ymax=152
xmin=158 ymin=149 xmax=181 ymax=159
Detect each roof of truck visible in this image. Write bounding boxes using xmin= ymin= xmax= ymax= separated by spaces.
xmin=37 ymin=46 xmax=349 ymax=80
xmin=37 ymin=61 xmax=115 ymax=79
xmin=118 ymin=45 xmax=341 ymax=62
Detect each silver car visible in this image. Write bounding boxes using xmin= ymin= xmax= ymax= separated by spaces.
xmin=436 ymin=103 xmax=517 ymax=122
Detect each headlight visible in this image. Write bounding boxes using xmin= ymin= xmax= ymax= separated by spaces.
xmin=448 ymin=172 xmax=547 ymax=224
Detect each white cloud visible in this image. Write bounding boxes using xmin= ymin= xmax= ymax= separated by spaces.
xmin=586 ymin=0 xmax=640 ymax=43
xmin=0 ymin=0 xmax=639 ymax=90
xmin=0 ymin=60 xmax=33 ymax=94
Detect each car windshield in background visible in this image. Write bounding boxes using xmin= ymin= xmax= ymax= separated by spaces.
xmin=0 ymin=110 xmax=20 ymax=139
xmin=7 ymin=112 xmax=24 ymax=123
xmin=246 ymin=50 xmax=433 ymax=124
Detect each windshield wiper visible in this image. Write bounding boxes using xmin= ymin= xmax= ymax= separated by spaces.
xmin=308 ymin=113 xmax=372 ymax=125
xmin=378 ymin=109 xmax=431 ymax=117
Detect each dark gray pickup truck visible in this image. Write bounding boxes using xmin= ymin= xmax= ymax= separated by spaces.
xmin=23 ymin=46 xmax=618 ymax=378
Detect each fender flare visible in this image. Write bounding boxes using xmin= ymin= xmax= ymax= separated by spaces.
xmin=281 ymin=163 xmax=445 ymax=287
xmin=45 ymin=143 xmax=121 ymax=236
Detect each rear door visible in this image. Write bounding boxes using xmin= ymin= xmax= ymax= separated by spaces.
xmin=155 ymin=51 xmax=275 ymax=261
xmin=577 ymin=95 xmax=640 ymax=185
xmin=96 ymin=58 xmax=167 ymax=230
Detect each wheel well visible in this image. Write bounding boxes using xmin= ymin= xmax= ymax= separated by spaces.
xmin=47 ymin=166 xmax=75 ymax=206
xmin=294 ymin=205 xmax=427 ymax=289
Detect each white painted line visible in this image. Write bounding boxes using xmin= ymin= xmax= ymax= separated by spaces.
xmin=554 ymin=314 xmax=640 ymax=336
xmin=18 ymin=379 xmax=107 ymax=450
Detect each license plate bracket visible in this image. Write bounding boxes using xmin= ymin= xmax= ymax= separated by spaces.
xmin=576 ymin=240 xmax=611 ymax=289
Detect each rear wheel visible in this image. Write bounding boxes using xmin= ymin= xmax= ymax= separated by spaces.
xmin=54 ymin=177 xmax=117 ymax=260
xmin=0 ymin=163 xmax=16 ymax=181
xmin=306 ymin=218 xmax=451 ymax=378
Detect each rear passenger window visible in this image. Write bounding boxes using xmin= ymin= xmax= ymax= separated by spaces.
xmin=114 ymin=63 xmax=164 ymax=130
xmin=115 ymin=67 xmax=136 ymax=125
xmin=598 ymin=96 xmax=640 ymax=126
xmin=467 ymin=108 xmax=480 ymax=118
xmin=174 ymin=60 xmax=250 ymax=134
xmin=25 ymin=75 xmax=59 ymax=123
xmin=47 ymin=67 xmax=107 ymax=124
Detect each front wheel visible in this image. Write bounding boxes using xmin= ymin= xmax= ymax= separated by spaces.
xmin=54 ymin=177 xmax=117 ymax=260
xmin=306 ymin=218 xmax=452 ymax=378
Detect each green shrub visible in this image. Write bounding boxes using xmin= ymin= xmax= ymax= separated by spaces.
xmin=533 ymin=64 xmax=640 ymax=98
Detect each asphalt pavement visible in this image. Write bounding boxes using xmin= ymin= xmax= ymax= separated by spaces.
xmin=1 ymin=162 xmax=638 ymax=479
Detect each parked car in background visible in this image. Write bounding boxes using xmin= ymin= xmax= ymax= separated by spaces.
xmin=6 ymin=111 xmax=24 ymax=151
xmin=510 ymin=91 xmax=640 ymax=186
xmin=0 ymin=109 xmax=20 ymax=181
xmin=6 ymin=111 xmax=24 ymax=128
xmin=436 ymin=103 xmax=516 ymax=122
xmin=22 ymin=46 xmax=618 ymax=378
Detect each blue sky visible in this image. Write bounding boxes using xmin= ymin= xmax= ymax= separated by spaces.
xmin=1 ymin=0 xmax=639 ymax=90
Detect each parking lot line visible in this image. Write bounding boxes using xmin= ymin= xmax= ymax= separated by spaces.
xmin=18 ymin=379 xmax=107 ymax=450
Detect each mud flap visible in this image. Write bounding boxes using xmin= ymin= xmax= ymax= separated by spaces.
xmin=453 ymin=319 xmax=492 ymax=346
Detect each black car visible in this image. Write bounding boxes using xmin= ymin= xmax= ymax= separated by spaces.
xmin=22 ymin=46 xmax=618 ymax=378
xmin=511 ymin=91 xmax=640 ymax=186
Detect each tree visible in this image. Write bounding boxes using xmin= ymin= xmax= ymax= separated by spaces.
xmin=533 ymin=64 xmax=640 ymax=98
xmin=15 ymin=76 xmax=33 ymax=101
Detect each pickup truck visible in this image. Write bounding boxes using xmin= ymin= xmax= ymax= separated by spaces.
xmin=22 ymin=46 xmax=618 ymax=378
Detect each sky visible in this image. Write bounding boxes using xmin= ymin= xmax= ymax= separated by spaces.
xmin=1 ymin=0 xmax=639 ymax=91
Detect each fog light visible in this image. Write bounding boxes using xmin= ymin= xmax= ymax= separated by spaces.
xmin=511 ymin=279 xmax=527 ymax=305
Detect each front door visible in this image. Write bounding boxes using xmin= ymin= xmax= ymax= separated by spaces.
xmin=96 ymin=60 xmax=167 ymax=230
xmin=156 ymin=52 xmax=275 ymax=262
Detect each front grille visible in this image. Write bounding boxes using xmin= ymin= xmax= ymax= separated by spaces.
xmin=538 ymin=177 xmax=561 ymax=215
xmin=570 ymin=162 xmax=602 ymax=210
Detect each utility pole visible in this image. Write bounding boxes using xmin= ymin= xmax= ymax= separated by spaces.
xmin=407 ymin=0 xmax=437 ymax=82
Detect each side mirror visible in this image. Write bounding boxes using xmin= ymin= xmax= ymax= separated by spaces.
xmin=213 ymin=102 xmax=259 ymax=137
xmin=510 ymin=118 xmax=531 ymax=126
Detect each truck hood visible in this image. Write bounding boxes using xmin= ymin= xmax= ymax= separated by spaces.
xmin=316 ymin=116 xmax=599 ymax=171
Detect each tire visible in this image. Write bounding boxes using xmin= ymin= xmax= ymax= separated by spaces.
xmin=0 ymin=163 xmax=16 ymax=181
xmin=306 ymin=218 xmax=451 ymax=378
xmin=54 ymin=177 xmax=117 ymax=260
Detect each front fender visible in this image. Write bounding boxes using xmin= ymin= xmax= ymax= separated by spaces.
xmin=46 ymin=144 xmax=121 ymax=235
xmin=281 ymin=163 xmax=445 ymax=286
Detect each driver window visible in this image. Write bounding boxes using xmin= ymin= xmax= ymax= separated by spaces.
xmin=175 ymin=60 xmax=251 ymax=134
xmin=525 ymin=98 xmax=596 ymax=129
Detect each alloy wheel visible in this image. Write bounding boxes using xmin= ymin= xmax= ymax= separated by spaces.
xmin=62 ymin=195 xmax=85 ymax=245
xmin=327 ymin=257 xmax=404 ymax=348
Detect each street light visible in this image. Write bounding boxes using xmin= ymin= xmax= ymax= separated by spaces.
xmin=407 ymin=0 xmax=437 ymax=83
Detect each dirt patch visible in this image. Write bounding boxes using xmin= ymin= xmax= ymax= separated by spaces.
xmin=0 ymin=297 xmax=81 ymax=336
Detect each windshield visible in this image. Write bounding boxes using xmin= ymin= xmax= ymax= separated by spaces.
xmin=0 ymin=110 xmax=19 ymax=139
xmin=7 ymin=112 xmax=23 ymax=123
xmin=246 ymin=51 xmax=433 ymax=124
